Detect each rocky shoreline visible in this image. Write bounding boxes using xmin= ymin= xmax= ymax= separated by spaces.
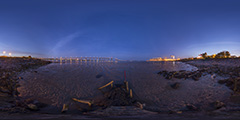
xmin=182 ymin=59 xmax=240 ymax=112
xmin=183 ymin=59 xmax=240 ymax=94
xmin=0 ymin=57 xmax=51 ymax=113
xmin=154 ymin=59 xmax=240 ymax=118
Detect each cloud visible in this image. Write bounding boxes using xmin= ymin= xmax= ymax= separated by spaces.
xmin=49 ymin=32 xmax=81 ymax=55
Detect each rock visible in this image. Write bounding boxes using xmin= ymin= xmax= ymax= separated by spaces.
xmin=218 ymin=79 xmax=227 ymax=84
xmin=0 ymin=101 xmax=15 ymax=108
xmin=25 ymin=98 xmax=34 ymax=104
xmin=192 ymin=76 xmax=199 ymax=81
xmin=34 ymin=101 xmax=47 ymax=108
xmin=185 ymin=104 xmax=198 ymax=111
xmin=171 ymin=82 xmax=180 ymax=89
xmin=213 ymin=101 xmax=225 ymax=109
xmin=179 ymin=70 xmax=186 ymax=72
xmin=158 ymin=70 xmax=167 ymax=75
xmin=135 ymin=102 xmax=145 ymax=109
xmin=165 ymin=75 xmax=172 ymax=80
xmin=0 ymin=87 xmax=11 ymax=94
xmin=96 ymin=74 xmax=103 ymax=78
xmin=157 ymin=71 xmax=163 ymax=75
xmin=15 ymin=100 xmax=26 ymax=107
xmin=27 ymin=104 xmax=38 ymax=111
xmin=211 ymin=74 xmax=216 ymax=79
xmin=226 ymin=80 xmax=234 ymax=87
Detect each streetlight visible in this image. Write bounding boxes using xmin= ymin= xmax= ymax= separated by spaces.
xmin=9 ymin=53 xmax=12 ymax=56
xmin=3 ymin=51 xmax=6 ymax=55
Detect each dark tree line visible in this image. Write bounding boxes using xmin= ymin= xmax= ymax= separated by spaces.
xmin=201 ymin=51 xmax=232 ymax=59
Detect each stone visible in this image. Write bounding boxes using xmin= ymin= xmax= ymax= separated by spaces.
xmin=192 ymin=76 xmax=199 ymax=81
xmin=218 ymin=79 xmax=227 ymax=84
xmin=186 ymin=104 xmax=198 ymax=111
xmin=211 ymin=74 xmax=216 ymax=79
xmin=165 ymin=75 xmax=172 ymax=80
xmin=171 ymin=82 xmax=180 ymax=89
xmin=213 ymin=101 xmax=225 ymax=109
xmin=96 ymin=74 xmax=103 ymax=78
xmin=27 ymin=104 xmax=39 ymax=111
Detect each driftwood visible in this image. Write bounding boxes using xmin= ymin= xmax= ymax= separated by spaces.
xmin=72 ymin=98 xmax=93 ymax=107
xmin=61 ymin=104 xmax=69 ymax=113
xmin=98 ymin=81 xmax=114 ymax=90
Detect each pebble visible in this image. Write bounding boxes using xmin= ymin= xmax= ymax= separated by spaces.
xmin=27 ymin=104 xmax=38 ymax=111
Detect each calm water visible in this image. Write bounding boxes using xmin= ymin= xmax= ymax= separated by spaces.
xmin=18 ymin=61 xmax=231 ymax=112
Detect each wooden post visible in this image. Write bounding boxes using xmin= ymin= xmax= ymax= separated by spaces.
xmin=130 ymin=89 xmax=133 ymax=98
xmin=61 ymin=104 xmax=69 ymax=113
xmin=111 ymin=83 xmax=113 ymax=88
xmin=125 ymin=81 xmax=129 ymax=92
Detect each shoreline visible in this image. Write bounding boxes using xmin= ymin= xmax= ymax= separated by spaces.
xmin=182 ymin=59 xmax=240 ymax=111
xmin=1 ymin=58 xmax=240 ymax=119
xmin=0 ymin=57 xmax=51 ymax=113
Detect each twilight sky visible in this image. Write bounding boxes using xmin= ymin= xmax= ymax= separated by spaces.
xmin=1 ymin=0 xmax=240 ymax=60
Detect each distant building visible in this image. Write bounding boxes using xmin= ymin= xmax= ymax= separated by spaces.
xmin=147 ymin=56 xmax=180 ymax=61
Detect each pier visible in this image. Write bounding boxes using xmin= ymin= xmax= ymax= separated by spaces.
xmin=42 ymin=57 xmax=120 ymax=63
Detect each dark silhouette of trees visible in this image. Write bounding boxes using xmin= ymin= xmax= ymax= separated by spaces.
xmin=226 ymin=51 xmax=231 ymax=58
xmin=201 ymin=52 xmax=208 ymax=58
xmin=215 ymin=51 xmax=231 ymax=58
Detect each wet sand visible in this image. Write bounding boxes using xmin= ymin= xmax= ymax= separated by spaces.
xmin=17 ymin=61 xmax=231 ymax=113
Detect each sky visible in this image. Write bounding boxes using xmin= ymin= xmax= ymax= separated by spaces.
xmin=1 ymin=0 xmax=240 ymax=60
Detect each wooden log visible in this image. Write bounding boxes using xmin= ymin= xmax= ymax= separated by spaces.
xmin=72 ymin=98 xmax=92 ymax=107
xmin=98 ymin=81 xmax=114 ymax=90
